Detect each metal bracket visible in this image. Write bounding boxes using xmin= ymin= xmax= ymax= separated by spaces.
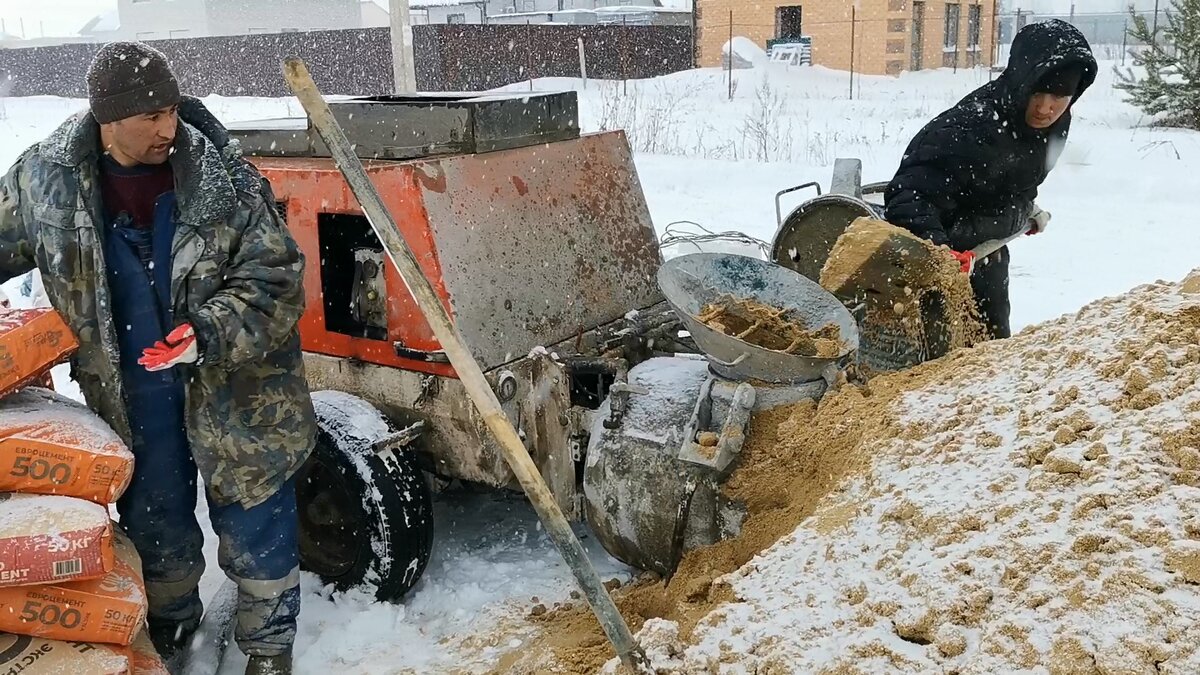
xmin=830 ymin=158 xmax=864 ymax=199
xmin=350 ymin=247 xmax=388 ymax=331
xmin=603 ymin=381 xmax=649 ymax=430
xmin=371 ymin=420 xmax=426 ymax=457
xmin=678 ymin=380 xmax=757 ymax=475
xmin=414 ymin=374 xmax=439 ymax=408
xmin=569 ymin=434 xmax=585 ymax=462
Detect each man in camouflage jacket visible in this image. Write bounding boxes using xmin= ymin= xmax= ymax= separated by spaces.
xmin=0 ymin=42 xmax=315 ymax=674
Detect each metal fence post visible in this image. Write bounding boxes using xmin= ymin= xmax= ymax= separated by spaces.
xmin=850 ymin=6 xmax=857 ymax=100
xmin=578 ymin=36 xmax=587 ymax=89
xmin=727 ymin=9 xmax=733 ymax=101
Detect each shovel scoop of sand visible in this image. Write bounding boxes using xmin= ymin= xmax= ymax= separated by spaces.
xmin=818 ymin=218 xmax=990 ymax=366
xmin=819 ymin=217 xmax=968 ymax=304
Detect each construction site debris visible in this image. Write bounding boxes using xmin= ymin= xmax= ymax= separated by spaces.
xmin=0 ymin=494 xmax=114 ymax=588
xmin=0 ymin=528 xmax=146 ymax=646
xmin=0 ymin=309 xmax=78 ymax=401
xmin=0 ymin=389 xmax=134 ymax=504
xmin=697 ymin=295 xmax=843 ymax=358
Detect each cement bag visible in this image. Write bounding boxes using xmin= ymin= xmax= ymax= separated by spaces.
xmin=0 ymin=633 xmax=129 ymax=674
xmin=0 ymin=309 xmax=78 ymax=401
xmin=126 ymin=630 xmax=168 ymax=675
xmin=0 ymin=389 xmax=133 ymax=504
xmin=0 ymin=494 xmax=113 ymax=588
xmin=0 ymin=529 xmax=145 ymax=646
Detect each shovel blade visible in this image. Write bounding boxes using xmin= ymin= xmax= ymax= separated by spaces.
xmin=821 ymin=219 xmax=946 ymax=306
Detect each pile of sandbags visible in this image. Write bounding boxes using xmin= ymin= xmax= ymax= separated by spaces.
xmin=0 ymin=308 xmax=166 ymax=674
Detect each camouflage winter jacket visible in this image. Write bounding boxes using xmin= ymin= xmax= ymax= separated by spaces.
xmin=0 ymin=97 xmax=316 ymax=508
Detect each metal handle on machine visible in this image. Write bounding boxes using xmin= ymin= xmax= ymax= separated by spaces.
xmin=705 ymin=352 xmax=748 ymax=369
xmin=393 ymin=343 xmax=451 ymax=363
xmin=775 ymin=181 xmax=823 ymax=227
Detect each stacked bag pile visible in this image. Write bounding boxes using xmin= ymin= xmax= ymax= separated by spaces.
xmin=0 ymin=307 xmax=168 ymax=674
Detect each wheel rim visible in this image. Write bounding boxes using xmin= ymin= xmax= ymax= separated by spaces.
xmin=296 ymin=454 xmax=362 ymax=580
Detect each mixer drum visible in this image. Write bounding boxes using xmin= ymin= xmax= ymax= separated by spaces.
xmin=583 ymin=357 xmax=821 ymax=576
xmin=583 ymin=357 xmax=742 ymax=575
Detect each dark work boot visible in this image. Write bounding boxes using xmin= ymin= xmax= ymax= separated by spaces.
xmin=245 ymin=651 xmax=292 ymax=675
xmin=147 ymin=620 xmax=196 ymax=673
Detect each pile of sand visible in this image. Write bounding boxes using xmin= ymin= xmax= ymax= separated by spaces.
xmin=499 ymin=269 xmax=1200 ymax=674
xmin=697 ymin=296 xmax=843 ymax=359
xmin=610 ymin=270 xmax=1200 ymax=674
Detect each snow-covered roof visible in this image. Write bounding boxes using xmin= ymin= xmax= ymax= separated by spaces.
xmin=79 ymin=10 xmax=120 ymax=36
xmin=488 ymin=6 xmax=687 ymax=20
xmin=411 ymin=0 xmax=478 ymax=7
xmin=594 ymin=6 xmax=688 ymax=14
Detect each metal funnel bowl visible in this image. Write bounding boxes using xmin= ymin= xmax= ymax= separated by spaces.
xmin=657 ymin=253 xmax=859 ymax=384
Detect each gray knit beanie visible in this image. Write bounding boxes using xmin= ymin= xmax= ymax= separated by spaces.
xmin=87 ymin=42 xmax=181 ymax=124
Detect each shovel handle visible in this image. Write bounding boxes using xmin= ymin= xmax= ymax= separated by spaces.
xmin=969 ymin=225 xmax=1033 ymax=261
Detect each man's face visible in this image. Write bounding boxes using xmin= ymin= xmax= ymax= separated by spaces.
xmin=1025 ymin=93 xmax=1072 ymax=130
xmin=101 ymin=104 xmax=179 ymax=166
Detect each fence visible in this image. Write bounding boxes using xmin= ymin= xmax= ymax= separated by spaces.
xmin=0 ymin=24 xmax=692 ymax=98
xmin=998 ymin=10 xmax=1163 ymax=48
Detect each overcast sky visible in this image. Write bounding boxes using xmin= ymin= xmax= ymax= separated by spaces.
xmin=3 ymin=0 xmax=116 ymax=38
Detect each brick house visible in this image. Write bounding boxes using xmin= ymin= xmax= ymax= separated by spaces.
xmin=697 ymin=0 xmax=997 ymax=76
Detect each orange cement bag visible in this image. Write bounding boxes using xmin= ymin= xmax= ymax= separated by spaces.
xmin=0 ymin=309 xmax=78 ymax=402
xmin=0 ymin=529 xmax=146 ymax=646
xmin=0 ymin=494 xmax=113 ymax=588
xmin=0 ymin=389 xmax=134 ymax=504
xmin=0 ymin=633 xmax=129 ymax=674
xmin=125 ymin=631 xmax=167 ymax=675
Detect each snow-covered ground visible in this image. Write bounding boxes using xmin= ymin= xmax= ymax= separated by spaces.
xmin=0 ymin=54 xmax=1196 ymax=673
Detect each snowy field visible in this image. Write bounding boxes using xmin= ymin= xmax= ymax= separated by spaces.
xmin=0 ymin=54 xmax=1197 ymax=674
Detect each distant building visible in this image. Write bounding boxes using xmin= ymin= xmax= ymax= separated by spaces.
xmin=486 ymin=6 xmax=688 ymax=26
xmin=361 ymin=0 xmax=392 ymax=27
xmin=76 ymin=0 xmax=376 ymax=42
xmin=696 ymin=0 xmax=997 ymax=76
xmin=413 ymin=0 xmax=487 ymax=25
xmin=406 ymin=0 xmax=676 ymax=25
xmin=78 ymin=11 xmax=122 ymax=41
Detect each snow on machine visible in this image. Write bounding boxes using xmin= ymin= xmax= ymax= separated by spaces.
xmin=227 ymin=93 xmax=861 ymax=600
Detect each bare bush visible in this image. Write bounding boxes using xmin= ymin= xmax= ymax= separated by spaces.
xmin=596 ymin=79 xmax=692 ymax=155
xmin=737 ymin=77 xmax=793 ymax=162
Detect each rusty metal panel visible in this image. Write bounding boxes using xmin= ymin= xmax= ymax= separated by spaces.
xmin=229 ymin=92 xmax=578 ymax=160
xmin=417 ymin=131 xmax=665 ymax=370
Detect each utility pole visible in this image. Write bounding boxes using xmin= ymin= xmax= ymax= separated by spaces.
xmin=1152 ymin=0 xmax=1160 ymax=36
xmin=390 ymin=0 xmax=417 ymax=93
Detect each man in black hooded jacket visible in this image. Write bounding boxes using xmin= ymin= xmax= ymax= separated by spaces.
xmin=885 ymin=20 xmax=1097 ymax=339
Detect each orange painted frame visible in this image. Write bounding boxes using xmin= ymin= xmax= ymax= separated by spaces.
xmin=251 ymin=157 xmax=457 ymax=378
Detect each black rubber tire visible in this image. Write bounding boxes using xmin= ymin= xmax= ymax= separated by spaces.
xmin=297 ymin=391 xmax=434 ymax=602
